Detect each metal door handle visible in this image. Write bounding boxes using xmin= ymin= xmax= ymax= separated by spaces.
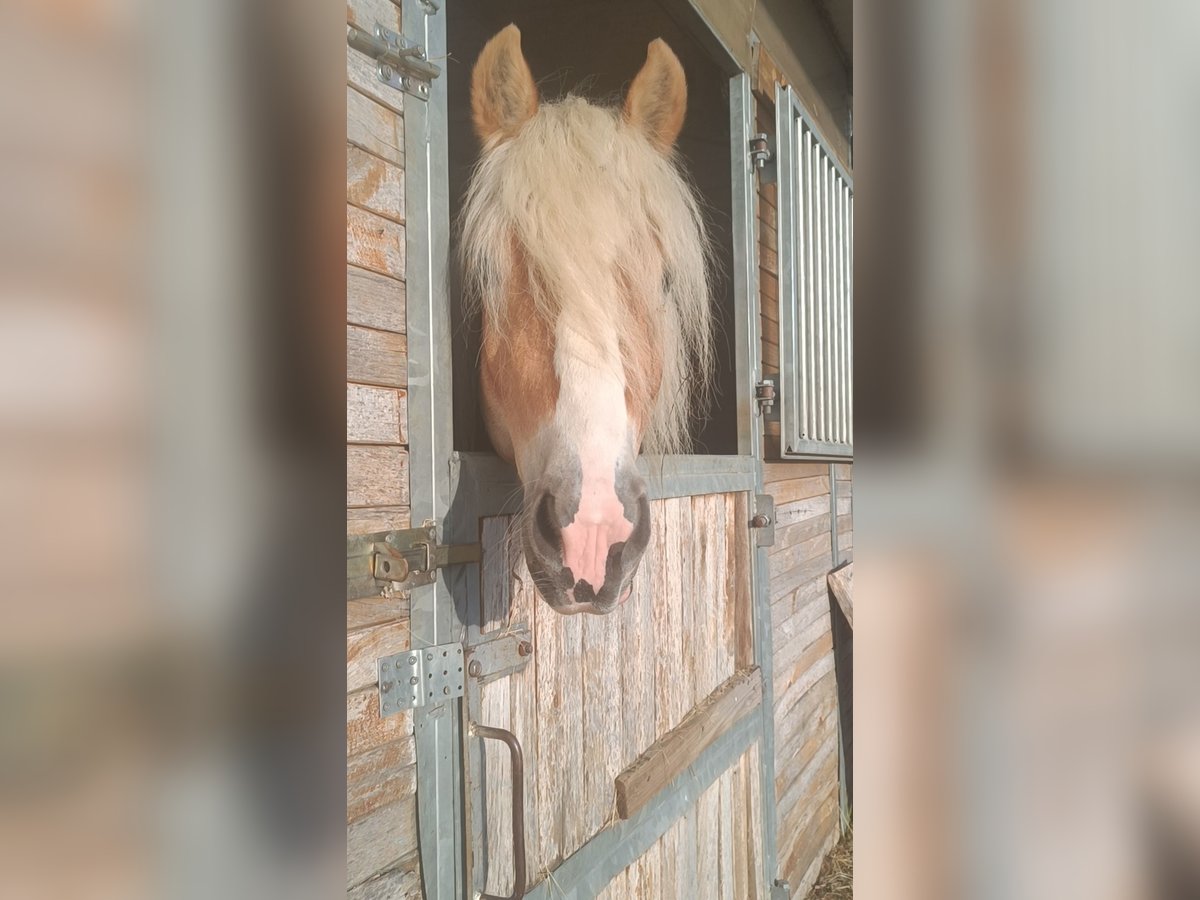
xmin=471 ymin=723 xmax=527 ymax=900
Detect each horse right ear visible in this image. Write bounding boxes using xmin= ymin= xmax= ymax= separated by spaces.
xmin=471 ymin=25 xmax=538 ymax=144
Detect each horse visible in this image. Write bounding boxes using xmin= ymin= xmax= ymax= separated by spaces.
xmin=461 ymin=25 xmax=713 ymax=615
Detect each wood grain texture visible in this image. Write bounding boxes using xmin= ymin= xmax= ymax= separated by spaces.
xmin=347 ymin=44 xmax=404 ymax=114
xmin=827 ymin=561 xmax=853 ymax=627
xmin=615 ymin=669 xmax=762 ymax=820
xmin=347 ymin=688 xmax=413 ymax=757
xmin=695 ymin=775 xmax=721 ymax=897
xmin=581 ymin=607 xmax=622 ymax=839
xmin=347 ymin=383 xmax=406 ymax=444
xmin=348 ymin=144 xmax=405 ymax=221
xmin=533 ymin=575 xmax=563 ymax=870
xmin=347 ymin=204 xmax=405 ymax=278
xmin=653 ymin=497 xmax=687 ymax=736
xmin=731 ymin=491 xmax=755 ymax=670
xmin=348 ymin=505 xmax=410 ymax=535
xmin=348 ymin=265 xmax=405 ymax=334
xmin=347 ymin=736 xmax=415 ymax=823
xmin=347 ymin=596 xmax=409 ymax=632
xmin=347 ymin=796 xmax=418 ymax=889
xmin=347 ymin=86 xmax=404 ymax=167
xmin=559 ymin=613 xmax=586 ymax=856
xmin=347 ymin=444 xmax=408 ymax=507
xmin=347 ymin=618 xmax=411 ymax=692
xmin=347 ymin=324 xmax=408 ymax=387
xmin=346 ymin=853 xmax=422 ymax=900
xmin=480 ymin=674 xmax=512 ymax=896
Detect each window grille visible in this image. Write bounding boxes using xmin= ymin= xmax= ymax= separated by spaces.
xmin=774 ymin=85 xmax=853 ymax=458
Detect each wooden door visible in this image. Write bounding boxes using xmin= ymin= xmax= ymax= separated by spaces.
xmin=460 ymin=479 xmax=769 ymax=899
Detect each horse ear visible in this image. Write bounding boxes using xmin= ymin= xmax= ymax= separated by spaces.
xmin=624 ymin=39 xmax=687 ymax=153
xmin=471 ymin=25 xmax=538 ymax=144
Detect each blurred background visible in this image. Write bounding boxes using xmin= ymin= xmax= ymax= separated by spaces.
xmin=0 ymin=0 xmax=1196 ymax=897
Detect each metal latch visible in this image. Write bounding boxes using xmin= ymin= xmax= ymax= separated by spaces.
xmin=371 ymin=524 xmax=481 ymax=590
xmin=751 ymin=494 xmax=776 ymax=547
xmin=347 ymin=524 xmax=481 ymax=599
xmin=755 ymin=378 xmax=777 ymax=415
xmin=347 ymin=22 xmax=441 ymax=100
xmin=750 ymin=132 xmax=775 ymax=182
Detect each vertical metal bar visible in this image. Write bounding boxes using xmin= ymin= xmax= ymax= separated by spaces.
xmin=794 ymin=117 xmax=807 ymax=445
xmin=733 ymin=78 xmax=760 ymax=459
xmin=773 ymin=83 xmax=795 ymax=455
xmin=830 ymin=172 xmax=840 ymax=445
xmin=835 ymin=175 xmax=845 ymax=444
xmin=811 ymin=122 xmax=820 ymax=444
xmin=847 ymin=191 xmax=854 ymax=445
xmin=812 ymin=141 xmax=824 ymax=443
xmin=843 ymin=183 xmax=851 ymax=445
xmin=737 ymin=73 xmax=782 ymax=895
xmin=825 ymin=161 xmax=835 ymax=444
xmin=401 ymin=2 xmax=463 ymax=898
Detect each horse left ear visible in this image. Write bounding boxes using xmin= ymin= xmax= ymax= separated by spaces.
xmin=624 ymin=39 xmax=687 ymax=153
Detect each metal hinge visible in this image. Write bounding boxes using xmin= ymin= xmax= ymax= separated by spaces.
xmin=347 ymin=524 xmax=481 ymax=600
xmin=750 ymin=132 xmax=776 ymax=183
xmin=347 ymin=22 xmax=441 ymax=100
xmin=379 ymin=624 xmax=533 ymax=716
xmin=755 ymin=378 xmax=777 ymax=416
xmin=751 ymin=494 xmax=776 ymax=547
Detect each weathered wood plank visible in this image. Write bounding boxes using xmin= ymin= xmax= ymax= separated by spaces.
xmin=347 ymin=86 xmax=404 ymax=167
xmin=347 ymin=688 xmax=412 ymax=756
xmin=581 ymin=605 xmax=622 ymax=839
xmin=781 ymin=781 xmax=839 ymax=892
xmin=348 ymin=265 xmax=405 ymax=334
xmin=772 ymin=493 xmax=830 ymax=528
xmin=480 ymin=674 xmax=512 ymax=896
xmin=637 ymin=836 xmax=662 ymax=900
xmin=347 ymin=444 xmax=408 ymax=507
xmin=771 ymin=513 xmax=832 ymax=556
xmin=718 ymin=765 xmax=735 ymax=899
xmin=770 ymin=547 xmax=834 ymax=600
xmin=691 ymin=494 xmax=719 ymax=704
xmin=347 ymin=204 xmax=405 ymax=278
xmin=653 ymin=497 xmax=687 ymax=736
xmin=479 ymin=517 xmax=511 ymax=633
xmin=347 ymin=324 xmax=408 ymax=387
xmin=507 ymin=551 xmax=541 ymax=881
xmin=774 ymin=631 xmax=835 ymax=715
xmin=348 ymin=144 xmax=405 ymax=221
xmin=615 ymin=669 xmax=762 ymax=819
xmin=347 ymin=45 xmax=404 ymax=115
xmin=347 ymin=618 xmax=411 ymax=692
xmin=695 ymin=775 xmax=721 ymax=898
xmin=346 ymin=851 xmax=422 ymax=900
xmin=711 ymin=495 xmax=734 ymax=690
xmin=559 ymin=613 xmax=586 ymax=856
xmin=347 ymin=737 xmax=415 ymax=823
xmin=347 ymin=596 xmax=408 ymax=632
xmin=828 ymin=561 xmax=853 ymax=627
xmin=669 ymin=497 xmax=695 ymax=727
xmin=534 ymin=583 xmax=563 ymax=869
xmin=347 ymin=383 xmax=406 ymax=444
xmin=730 ymin=492 xmax=755 ymax=670
xmin=767 ymin=474 xmax=830 ymax=504
xmin=769 ymin=531 xmax=832 ymax=578
xmin=348 ymin=505 xmax=410 ymax=535
xmin=621 ymin=524 xmax=655 ymax=770
xmin=347 ymin=796 xmax=418 ymax=888
xmin=732 ymin=754 xmax=752 ymax=900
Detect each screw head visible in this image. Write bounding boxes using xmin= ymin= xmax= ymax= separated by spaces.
xmin=518 ymin=640 xmax=533 ymax=657
xmin=468 ymin=660 xmax=482 ymax=677
xmin=378 ymin=64 xmax=392 ymax=80
xmin=409 ymin=676 xmax=419 ymax=685
xmin=408 ymin=656 xmax=416 ymax=665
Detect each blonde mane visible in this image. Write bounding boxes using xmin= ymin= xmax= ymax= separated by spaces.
xmin=461 ymin=95 xmax=714 ymax=455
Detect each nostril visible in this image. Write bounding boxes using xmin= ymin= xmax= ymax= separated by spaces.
xmin=533 ymin=492 xmax=561 ymax=550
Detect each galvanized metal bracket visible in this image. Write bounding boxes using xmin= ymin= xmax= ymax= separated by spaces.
xmin=755 ymin=378 xmax=777 ymax=417
xmin=379 ymin=642 xmax=465 ymax=716
xmin=347 ymin=22 xmax=441 ymax=101
xmin=347 ymin=523 xmax=481 ymax=600
xmin=466 ymin=624 xmax=534 ymax=685
xmin=751 ymin=494 xmax=776 ymax=547
xmin=750 ymin=132 xmax=776 ymax=183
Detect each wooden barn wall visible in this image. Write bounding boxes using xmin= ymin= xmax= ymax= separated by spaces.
xmin=346 ymin=0 xmax=422 ymax=896
xmin=754 ymin=47 xmax=855 ymax=899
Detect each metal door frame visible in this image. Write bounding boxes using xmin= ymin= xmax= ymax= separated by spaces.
xmin=401 ymin=1 xmax=783 ymax=894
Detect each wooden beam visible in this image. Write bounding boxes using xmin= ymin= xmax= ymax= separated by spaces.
xmin=614 ymin=668 xmax=762 ymax=820
xmin=828 ymin=561 xmax=854 ymax=628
